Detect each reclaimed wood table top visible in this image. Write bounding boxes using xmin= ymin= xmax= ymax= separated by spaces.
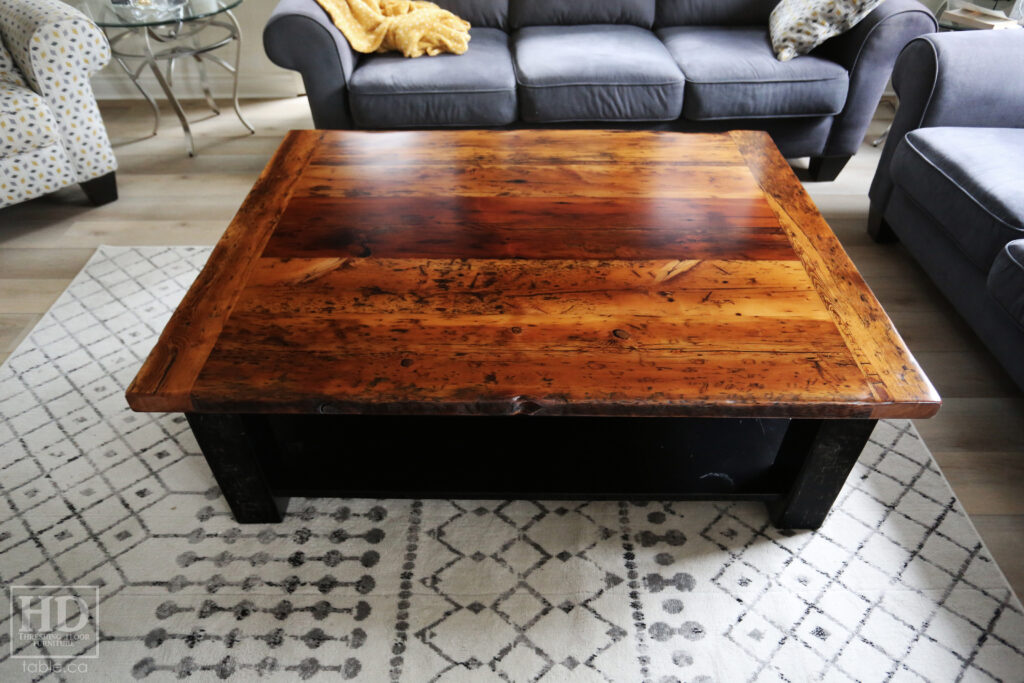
xmin=126 ymin=129 xmax=939 ymax=419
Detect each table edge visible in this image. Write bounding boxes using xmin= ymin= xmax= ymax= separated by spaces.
xmin=125 ymin=129 xmax=324 ymax=412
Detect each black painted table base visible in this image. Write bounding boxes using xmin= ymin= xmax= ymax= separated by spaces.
xmin=185 ymin=414 xmax=877 ymax=530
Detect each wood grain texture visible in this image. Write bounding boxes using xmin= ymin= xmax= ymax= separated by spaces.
xmin=127 ymin=129 xmax=939 ymax=418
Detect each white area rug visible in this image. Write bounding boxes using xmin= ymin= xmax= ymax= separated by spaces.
xmin=1 ymin=246 xmax=1022 ymax=682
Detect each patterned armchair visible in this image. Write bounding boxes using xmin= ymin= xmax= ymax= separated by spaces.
xmin=0 ymin=0 xmax=118 ymax=209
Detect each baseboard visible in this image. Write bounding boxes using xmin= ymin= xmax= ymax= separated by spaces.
xmin=92 ymin=71 xmax=301 ymax=100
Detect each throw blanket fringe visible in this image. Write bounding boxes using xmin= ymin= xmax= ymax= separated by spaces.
xmin=316 ymin=0 xmax=470 ymax=58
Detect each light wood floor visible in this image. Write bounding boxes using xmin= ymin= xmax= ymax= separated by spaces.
xmin=1 ymin=98 xmax=1021 ymax=598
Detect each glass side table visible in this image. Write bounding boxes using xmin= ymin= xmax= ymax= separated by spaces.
xmin=75 ymin=0 xmax=255 ymax=156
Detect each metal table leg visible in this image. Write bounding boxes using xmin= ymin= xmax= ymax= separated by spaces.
xmin=144 ymin=28 xmax=196 ymax=157
xmin=108 ymin=31 xmax=161 ymax=136
xmin=199 ymin=11 xmax=254 ymax=135
xmin=192 ymin=34 xmax=221 ymax=116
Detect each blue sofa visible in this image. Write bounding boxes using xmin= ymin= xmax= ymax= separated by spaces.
xmin=868 ymin=30 xmax=1024 ymax=391
xmin=263 ymin=0 xmax=936 ymax=181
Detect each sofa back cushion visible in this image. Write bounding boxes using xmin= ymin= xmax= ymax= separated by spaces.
xmin=656 ymin=0 xmax=780 ymax=26
xmin=433 ymin=0 xmax=508 ymax=30
xmin=510 ymin=0 xmax=656 ymax=29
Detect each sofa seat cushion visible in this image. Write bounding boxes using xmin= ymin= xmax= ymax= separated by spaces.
xmin=988 ymin=240 xmax=1024 ymax=332
xmin=657 ymin=26 xmax=849 ymax=120
xmin=513 ymin=25 xmax=684 ymax=122
xmin=892 ymin=127 xmax=1024 ymax=272
xmin=348 ymin=27 xmax=516 ymax=128
xmin=1 ymin=81 xmax=60 ymax=156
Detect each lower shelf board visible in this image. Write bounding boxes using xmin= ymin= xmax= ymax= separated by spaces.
xmin=259 ymin=415 xmax=792 ymax=498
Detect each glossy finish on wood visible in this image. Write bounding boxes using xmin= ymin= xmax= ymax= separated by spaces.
xmin=126 ymin=129 xmax=939 ymax=419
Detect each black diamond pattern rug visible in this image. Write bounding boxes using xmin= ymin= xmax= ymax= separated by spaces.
xmin=1 ymin=247 xmax=1022 ymax=682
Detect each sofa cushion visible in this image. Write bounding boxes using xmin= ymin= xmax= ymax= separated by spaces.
xmin=1 ymin=81 xmax=60 ymax=156
xmin=433 ymin=0 xmax=508 ymax=30
xmin=656 ymin=0 xmax=779 ymax=27
xmin=988 ymin=240 xmax=1024 ymax=332
xmin=510 ymin=0 xmax=655 ymax=29
xmin=892 ymin=127 xmax=1024 ymax=272
xmin=348 ymin=27 xmax=516 ymax=128
xmin=658 ymin=27 xmax=849 ymax=120
xmin=513 ymin=25 xmax=683 ymax=122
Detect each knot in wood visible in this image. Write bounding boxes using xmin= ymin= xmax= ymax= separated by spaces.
xmin=510 ymin=396 xmax=542 ymax=415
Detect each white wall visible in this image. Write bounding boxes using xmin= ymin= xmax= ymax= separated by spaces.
xmin=91 ymin=0 xmax=302 ymax=100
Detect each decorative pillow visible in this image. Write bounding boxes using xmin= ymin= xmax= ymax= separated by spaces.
xmin=769 ymin=0 xmax=886 ymax=61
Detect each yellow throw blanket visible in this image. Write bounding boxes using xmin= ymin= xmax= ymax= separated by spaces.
xmin=316 ymin=0 xmax=470 ymax=58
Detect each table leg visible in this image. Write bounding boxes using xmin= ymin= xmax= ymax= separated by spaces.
xmin=185 ymin=413 xmax=289 ymax=523
xmin=111 ymin=49 xmax=160 ymax=136
xmin=144 ymin=29 xmax=195 ymax=156
xmin=225 ymin=11 xmax=255 ymax=135
xmin=768 ymin=418 xmax=877 ymax=529
xmin=191 ymin=32 xmax=221 ymax=116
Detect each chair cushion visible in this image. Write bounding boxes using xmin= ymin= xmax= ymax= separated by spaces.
xmin=658 ymin=26 xmax=849 ymax=120
xmin=433 ymin=0 xmax=508 ymax=30
xmin=513 ymin=25 xmax=684 ymax=123
xmin=892 ymin=127 xmax=1024 ymax=271
xmin=1 ymin=81 xmax=61 ymax=156
xmin=988 ymin=240 xmax=1024 ymax=331
xmin=510 ymin=0 xmax=655 ymax=29
xmin=656 ymin=0 xmax=779 ymax=27
xmin=348 ymin=27 xmax=516 ymax=128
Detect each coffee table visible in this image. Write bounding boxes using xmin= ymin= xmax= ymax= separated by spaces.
xmin=125 ymin=129 xmax=939 ymax=528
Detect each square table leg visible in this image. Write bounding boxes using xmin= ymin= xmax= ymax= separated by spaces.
xmin=768 ymin=418 xmax=877 ymax=529
xmin=185 ymin=413 xmax=290 ymax=523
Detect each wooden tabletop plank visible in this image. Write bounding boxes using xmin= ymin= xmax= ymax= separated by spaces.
xmin=275 ymin=196 xmax=779 ymax=230
xmin=191 ymin=347 xmax=874 ymax=417
xmin=262 ymin=224 xmax=792 ymax=261
xmin=243 ymin=258 xmax=813 ymax=293
xmin=209 ymin=315 xmax=850 ymax=355
xmin=230 ymin=285 xmax=832 ymax=321
xmin=295 ymin=163 xmax=764 ymax=199
xmin=125 ymin=130 xmax=324 ymax=412
xmin=309 ymin=130 xmax=747 ymax=166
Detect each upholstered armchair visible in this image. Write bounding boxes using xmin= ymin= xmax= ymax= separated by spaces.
xmin=0 ymin=0 xmax=118 ymax=209
xmin=868 ymin=30 xmax=1024 ymax=390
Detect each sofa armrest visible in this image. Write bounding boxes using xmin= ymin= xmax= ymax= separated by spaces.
xmin=892 ymin=30 xmax=1024 ymax=129
xmin=0 ymin=0 xmax=116 ymax=182
xmin=0 ymin=0 xmax=111 ymax=87
xmin=869 ymin=30 xmax=1024 ymax=212
xmin=264 ymin=0 xmax=358 ymax=129
xmin=812 ymin=0 xmax=936 ymax=158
